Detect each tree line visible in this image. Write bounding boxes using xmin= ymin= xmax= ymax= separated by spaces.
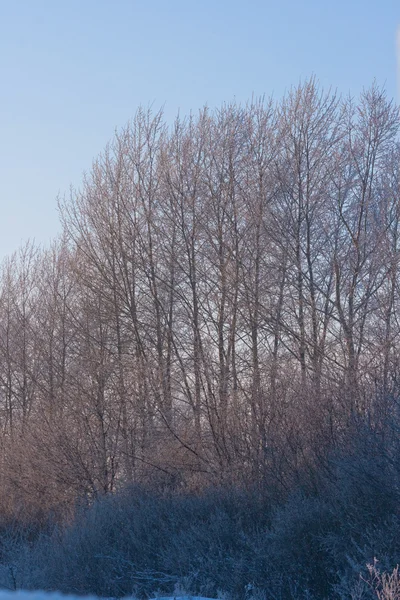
xmin=0 ymin=79 xmax=399 ymax=519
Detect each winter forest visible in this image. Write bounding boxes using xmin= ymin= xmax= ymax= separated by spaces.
xmin=1 ymin=80 xmax=400 ymax=599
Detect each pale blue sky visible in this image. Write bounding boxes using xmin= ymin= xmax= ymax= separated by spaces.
xmin=0 ymin=0 xmax=399 ymax=259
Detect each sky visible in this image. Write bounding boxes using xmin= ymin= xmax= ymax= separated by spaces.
xmin=0 ymin=0 xmax=399 ymax=260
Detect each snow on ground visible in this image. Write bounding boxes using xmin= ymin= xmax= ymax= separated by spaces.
xmin=0 ymin=592 xmax=216 ymax=600
xmin=0 ymin=594 xmax=101 ymax=600
xmin=150 ymin=597 xmax=216 ymax=600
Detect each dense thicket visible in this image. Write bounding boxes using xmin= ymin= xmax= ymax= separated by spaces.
xmin=1 ymin=78 xmax=400 ymax=597
xmin=3 ymin=433 xmax=400 ymax=600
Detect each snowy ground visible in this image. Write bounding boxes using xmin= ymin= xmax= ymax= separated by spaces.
xmin=0 ymin=592 xmax=216 ymax=600
xmin=0 ymin=594 xmax=101 ymax=600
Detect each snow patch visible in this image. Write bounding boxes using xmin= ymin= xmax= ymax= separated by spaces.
xmin=150 ymin=597 xmax=216 ymax=600
xmin=0 ymin=593 xmax=103 ymax=600
xmin=0 ymin=593 xmax=217 ymax=600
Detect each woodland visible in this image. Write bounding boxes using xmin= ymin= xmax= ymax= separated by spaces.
xmin=0 ymin=80 xmax=400 ymax=599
